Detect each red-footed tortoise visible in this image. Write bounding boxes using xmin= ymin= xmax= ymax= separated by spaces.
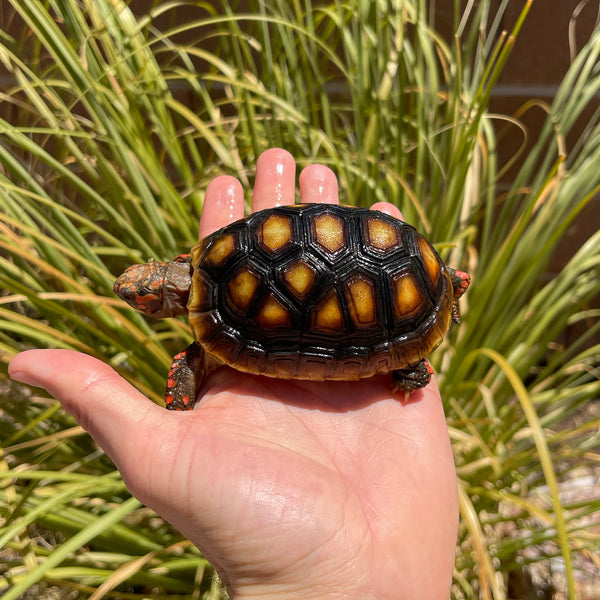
xmin=113 ymin=203 xmax=470 ymax=410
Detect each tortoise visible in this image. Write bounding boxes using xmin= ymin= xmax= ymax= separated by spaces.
xmin=113 ymin=203 xmax=470 ymax=410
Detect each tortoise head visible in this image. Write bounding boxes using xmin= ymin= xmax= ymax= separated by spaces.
xmin=113 ymin=259 xmax=192 ymax=318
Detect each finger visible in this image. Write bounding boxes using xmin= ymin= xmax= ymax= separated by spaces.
xmin=299 ymin=164 xmax=339 ymax=205
xmin=8 ymin=349 xmax=166 ymax=469
xmin=252 ymin=148 xmax=296 ymax=211
xmin=199 ymin=175 xmax=245 ymax=239
xmin=370 ymin=201 xmax=403 ymax=221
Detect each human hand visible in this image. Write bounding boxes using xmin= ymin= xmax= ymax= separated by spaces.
xmin=9 ymin=148 xmax=458 ymax=599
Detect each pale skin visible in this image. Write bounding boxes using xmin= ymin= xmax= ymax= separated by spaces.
xmin=9 ymin=149 xmax=459 ymax=599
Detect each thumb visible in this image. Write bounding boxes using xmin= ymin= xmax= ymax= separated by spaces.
xmin=8 ymin=349 xmax=167 ymax=469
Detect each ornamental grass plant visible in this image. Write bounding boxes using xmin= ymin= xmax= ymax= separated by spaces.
xmin=0 ymin=0 xmax=599 ymax=598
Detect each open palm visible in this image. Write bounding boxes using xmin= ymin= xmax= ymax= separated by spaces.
xmin=9 ymin=149 xmax=458 ymax=600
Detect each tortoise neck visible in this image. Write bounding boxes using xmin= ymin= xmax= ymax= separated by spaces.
xmin=160 ymin=260 xmax=192 ymax=317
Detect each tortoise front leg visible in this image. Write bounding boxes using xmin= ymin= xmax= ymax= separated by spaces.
xmin=165 ymin=342 xmax=205 ymax=411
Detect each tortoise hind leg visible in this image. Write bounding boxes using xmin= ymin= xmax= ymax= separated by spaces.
xmin=391 ymin=359 xmax=433 ymax=394
xmin=165 ymin=342 xmax=205 ymax=411
xmin=447 ymin=268 xmax=471 ymax=324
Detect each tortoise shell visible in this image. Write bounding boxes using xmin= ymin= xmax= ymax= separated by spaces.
xmin=186 ymin=203 xmax=454 ymax=382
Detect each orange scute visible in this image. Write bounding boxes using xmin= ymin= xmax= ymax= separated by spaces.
xmin=282 ymin=260 xmax=317 ymax=300
xmin=417 ymin=235 xmax=441 ymax=288
xmin=393 ymin=272 xmax=425 ymax=320
xmin=311 ymin=290 xmax=344 ymax=330
xmin=259 ymin=214 xmax=293 ymax=253
xmin=313 ymin=213 xmax=345 ymax=253
xmin=257 ymin=293 xmax=292 ymax=328
xmin=345 ymin=275 xmax=377 ymax=327
xmin=366 ymin=218 xmax=400 ymax=251
xmin=227 ymin=268 xmax=260 ymax=313
xmin=205 ymin=234 xmax=236 ymax=267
